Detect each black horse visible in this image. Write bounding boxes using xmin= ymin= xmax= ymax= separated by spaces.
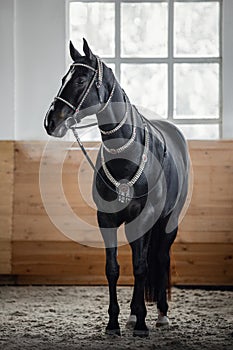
xmin=44 ymin=39 xmax=190 ymax=337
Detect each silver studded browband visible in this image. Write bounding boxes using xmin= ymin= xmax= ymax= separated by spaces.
xmin=101 ymin=124 xmax=149 ymax=189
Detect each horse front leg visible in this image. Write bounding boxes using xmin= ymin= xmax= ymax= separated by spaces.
xmin=98 ymin=213 xmax=120 ymax=336
xmin=105 ymin=245 xmax=120 ymax=335
xmin=125 ymin=228 xmax=151 ymax=337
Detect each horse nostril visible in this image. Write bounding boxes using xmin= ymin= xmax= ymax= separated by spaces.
xmin=49 ymin=119 xmax=55 ymax=131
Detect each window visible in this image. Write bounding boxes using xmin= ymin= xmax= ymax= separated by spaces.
xmin=68 ymin=0 xmax=222 ymax=140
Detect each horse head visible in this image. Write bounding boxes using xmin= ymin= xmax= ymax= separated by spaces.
xmin=44 ymin=39 xmax=113 ymax=137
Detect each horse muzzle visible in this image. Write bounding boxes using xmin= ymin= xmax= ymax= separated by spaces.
xmin=44 ymin=114 xmax=67 ymax=138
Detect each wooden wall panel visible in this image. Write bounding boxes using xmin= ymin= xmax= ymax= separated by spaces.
xmin=1 ymin=140 xmax=233 ymax=285
xmin=171 ymin=243 xmax=233 ymax=285
xmin=178 ymin=141 xmax=233 ymax=243
xmin=12 ymin=241 xmax=134 ymax=285
xmin=12 ymin=241 xmax=233 ymax=286
xmin=0 ymin=141 xmax=14 ymax=273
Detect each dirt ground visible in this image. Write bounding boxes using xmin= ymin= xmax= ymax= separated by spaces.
xmin=0 ymin=286 xmax=232 ymax=350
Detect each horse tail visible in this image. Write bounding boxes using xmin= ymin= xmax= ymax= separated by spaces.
xmin=145 ymin=226 xmax=160 ymax=303
xmin=145 ymin=221 xmax=175 ymax=303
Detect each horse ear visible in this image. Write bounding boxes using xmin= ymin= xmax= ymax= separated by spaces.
xmin=69 ymin=41 xmax=82 ymax=61
xmin=83 ymin=38 xmax=94 ymax=60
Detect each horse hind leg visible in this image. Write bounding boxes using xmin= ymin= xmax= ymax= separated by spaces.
xmin=145 ymin=219 xmax=177 ymax=327
xmin=156 ymin=292 xmax=170 ymax=327
xmin=155 ymin=225 xmax=177 ymax=327
xmin=155 ymin=184 xmax=188 ymax=326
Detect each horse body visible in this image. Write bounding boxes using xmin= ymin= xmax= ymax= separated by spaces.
xmin=44 ymin=39 xmax=190 ymax=337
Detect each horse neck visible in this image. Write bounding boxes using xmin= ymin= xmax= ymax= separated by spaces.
xmin=96 ymin=83 xmax=137 ymax=149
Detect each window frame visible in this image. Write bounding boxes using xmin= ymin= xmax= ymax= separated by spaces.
xmin=66 ymin=0 xmax=223 ymax=138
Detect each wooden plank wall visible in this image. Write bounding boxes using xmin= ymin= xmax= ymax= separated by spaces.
xmin=0 ymin=140 xmax=232 ymax=285
xmin=0 ymin=142 xmax=14 ymax=274
xmin=174 ymin=141 xmax=233 ymax=285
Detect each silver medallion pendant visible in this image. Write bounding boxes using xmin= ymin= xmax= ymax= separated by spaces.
xmin=117 ymin=180 xmax=133 ymax=203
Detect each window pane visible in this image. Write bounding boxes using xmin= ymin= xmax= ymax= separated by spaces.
xmin=121 ymin=3 xmax=168 ymax=57
xmin=121 ymin=64 xmax=167 ymax=118
xmin=177 ymin=124 xmax=219 ymax=140
xmin=174 ymin=2 xmax=219 ymax=57
xmin=174 ymin=64 xmax=219 ymax=119
xmin=69 ymin=2 xmax=115 ymax=57
xmin=77 ymin=126 xmax=101 ymax=142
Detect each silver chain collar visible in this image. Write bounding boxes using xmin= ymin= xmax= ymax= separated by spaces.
xmin=97 ymin=80 xmax=116 ymax=115
xmin=101 ymin=124 xmax=149 ymax=189
xmin=102 ymin=127 xmax=137 ymax=154
xmin=99 ymin=96 xmax=128 ymax=136
xmin=102 ymin=104 xmax=137 ymax=154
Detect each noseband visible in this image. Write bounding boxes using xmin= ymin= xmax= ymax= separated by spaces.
xmin=53 ymin=57 xmax=116 ymax=128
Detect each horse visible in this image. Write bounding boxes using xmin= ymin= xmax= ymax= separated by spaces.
xmin=44 ymin=39 xmax=190 ymax=337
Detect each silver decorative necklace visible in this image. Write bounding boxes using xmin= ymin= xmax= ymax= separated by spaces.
xmin=102 ymin=108 xmax=137 ymax=154
xmin=101 ymin=124 xmax=150 ymax=203
xmin=99 ymin=100 xmax=128 ymax=136
xmin=98 ymin=80 xmax=116 ymax=115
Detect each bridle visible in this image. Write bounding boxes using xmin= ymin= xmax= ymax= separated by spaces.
xmin=52 ymin=56 xmax=116 ymax=129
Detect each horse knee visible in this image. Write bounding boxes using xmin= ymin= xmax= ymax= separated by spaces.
xmin=106 ymin=262 xmax=119 ymax=281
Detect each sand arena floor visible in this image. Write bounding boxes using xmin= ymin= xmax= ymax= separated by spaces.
xmin=0 ymin=286 xmax=232 ymax=350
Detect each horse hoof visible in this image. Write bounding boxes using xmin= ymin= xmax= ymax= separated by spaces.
xmin=156 ymin=315 xmax=170 ymax=327
xmin=105 ymin=328 xmax=121 ymax=336
xmin=126 ymin=314 xmax=137 ymax=329
xmin=133 ymin=329 xmax=149 ymax=338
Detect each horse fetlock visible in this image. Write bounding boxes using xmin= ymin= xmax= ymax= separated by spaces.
xmin=134 ymin=304 xmax=147 ymax=319
xmin=108 ymin=304 xmax=120 ymax=317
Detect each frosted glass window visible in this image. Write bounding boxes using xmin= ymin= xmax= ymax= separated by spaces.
xmin=177 ymin=124 xmax=219 ymax=140
xmin=174 ymin=64 xmax=219 ymax=119
xmin=121 ymin=3 xmax=168 ymax=57
xmin=174 ymin=2 xmax=219 ymax=57
xmin=121 ymin=64 xmax=167 ymax=118
xmin=69 ymin=1 xmax=222 ymax=140
xmin=69 ymin=2 xmax=115 ymax=57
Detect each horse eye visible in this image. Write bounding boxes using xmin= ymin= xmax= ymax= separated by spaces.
xmin=76 ymin=78 xmax=86 ymax=85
